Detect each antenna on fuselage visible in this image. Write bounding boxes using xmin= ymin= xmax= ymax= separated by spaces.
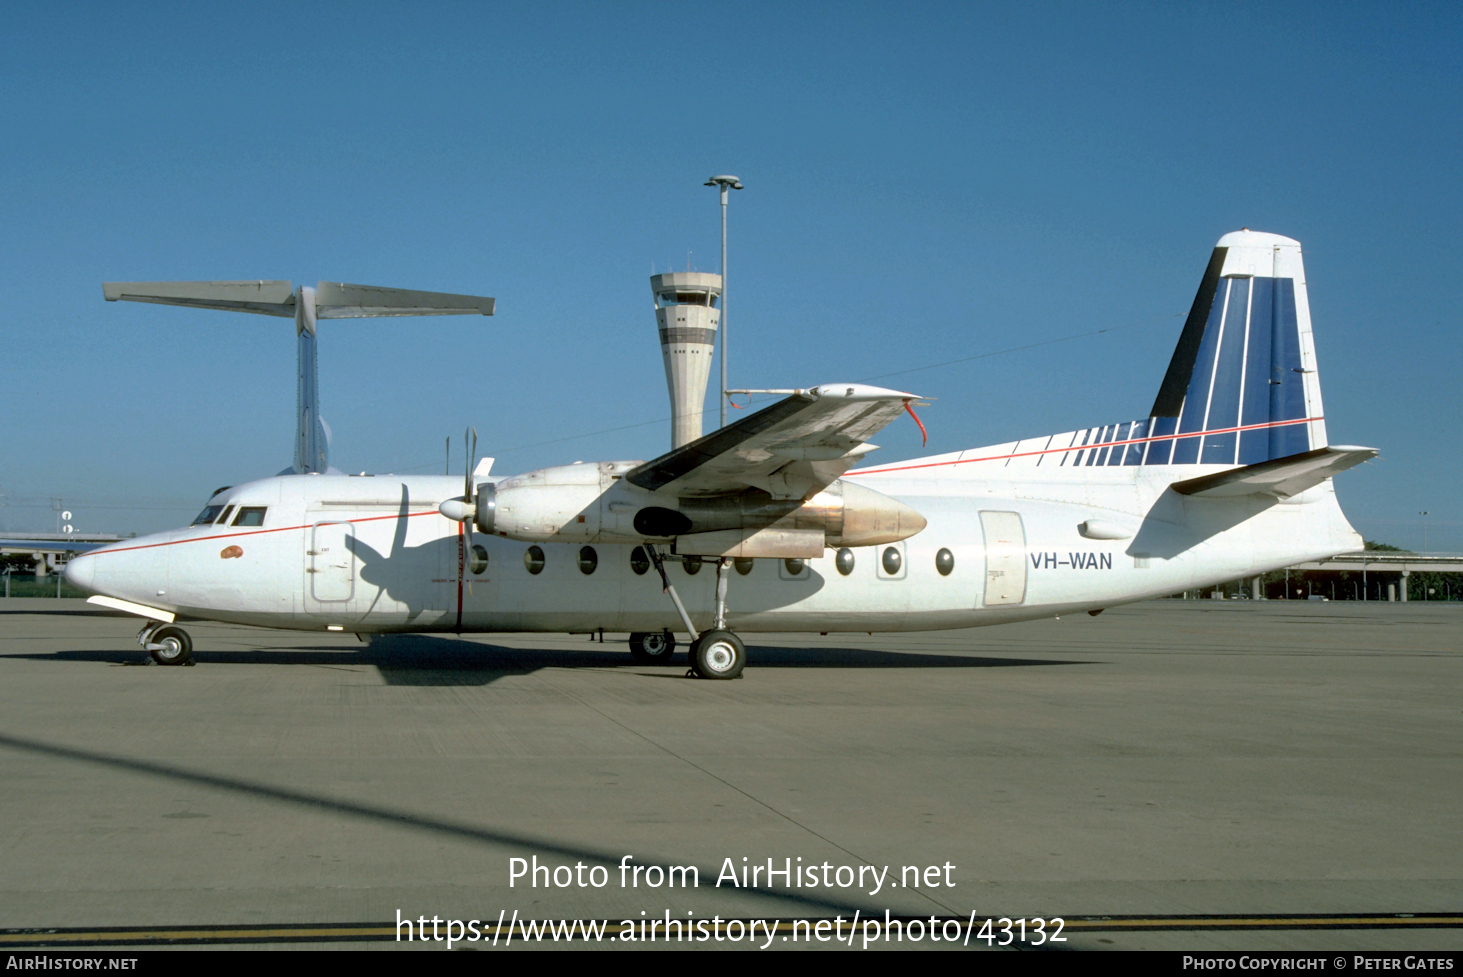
xmin=103 ymin=280 xmax=495 ymax=474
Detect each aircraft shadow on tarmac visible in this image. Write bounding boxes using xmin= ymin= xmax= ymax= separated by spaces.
xmin=0 ymin=730 xmax=903 ymax=923
xmin=22 ymin=633 xmax=1090 ymax=686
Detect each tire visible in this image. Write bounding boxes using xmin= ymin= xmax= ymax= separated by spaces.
xmin=690 ymin=630 xmax=745 ymax=680
xmin=628 ymin=631 xmax=676 ymax=664
xmin=149 ymin=626 xmax=193 ymax=666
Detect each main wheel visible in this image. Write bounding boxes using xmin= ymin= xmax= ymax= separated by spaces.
xmin=690 ymin=630 xmax=745 ymax=680
xmin=149 ymin=626 xmax=193 ymax=666
xmin=628 ymin=631 xmax=676 ymax=664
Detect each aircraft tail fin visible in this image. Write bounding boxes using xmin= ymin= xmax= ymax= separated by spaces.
xmin=105 ymin=279 xmax=494 ymax=475
xmin=852 ymin=230 xmax=1364 ymax=482
xmin=1144 ymin=230 xmax=1326 ymax=466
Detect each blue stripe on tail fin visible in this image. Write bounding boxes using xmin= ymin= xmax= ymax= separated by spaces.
xmin=1141 ymin=231 xmax=1322 ymax=466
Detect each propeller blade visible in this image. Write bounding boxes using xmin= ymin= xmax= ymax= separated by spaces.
xmin=461 ymin=427 xmax=473 ymax=549
xmin=463 ymin=427 xmax=478 ymax=595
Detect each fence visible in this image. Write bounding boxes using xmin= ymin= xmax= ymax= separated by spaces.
xmin=1 ymin=573 xmax=89 ymax=599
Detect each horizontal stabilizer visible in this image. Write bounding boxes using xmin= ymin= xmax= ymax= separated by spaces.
xmin=104 ymin=281 xmax=494 ymax=318
xmin=103 ymin=280 xmax=296 ymax=316
xmin=1170 ymin=445 xmax=1377 ymax=499
xmin=314 ymin=282 xmax=494 ymax=318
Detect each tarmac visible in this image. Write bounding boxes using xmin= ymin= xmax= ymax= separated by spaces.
xmin=0 ymin=597 xmax=1459 ymax=952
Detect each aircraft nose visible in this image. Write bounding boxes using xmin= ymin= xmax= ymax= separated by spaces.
xmin=65 ymin=553 xmax=96 ymax=591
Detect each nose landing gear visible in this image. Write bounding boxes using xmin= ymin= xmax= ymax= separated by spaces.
xmin=138 ymin=622 xmax=193 ymax=666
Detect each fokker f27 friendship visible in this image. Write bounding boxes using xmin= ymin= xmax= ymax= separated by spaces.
xmin=68 ymin=231 xmax=1376 ymax=678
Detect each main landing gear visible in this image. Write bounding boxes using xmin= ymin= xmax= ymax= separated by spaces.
xmin=138 ymin=622 xmax=193 ymax=666
xmin=643 ymin=544 xmax=747 ymax=680
xmin=690 ymin=629 xmax=746 ymax=680
xmin=628 ymin=630 xmax=676 ymax=664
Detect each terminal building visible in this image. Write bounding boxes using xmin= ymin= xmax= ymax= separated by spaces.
xmin=1285 ymin=550 xmax=1463 ymax=602
xmin=1194 ymin=551 xmax=1463 ymax=602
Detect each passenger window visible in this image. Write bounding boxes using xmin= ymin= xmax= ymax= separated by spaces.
xmin=835 ymin=548 xmax=855 ymax=576
xmin=783 ymin=558 xmax=805 ymax=576
xmin=524 ymin=546 xmax=545 ymax=575
xmin=936 ymin=548 xmax=955 ymax=576
xmin=469 ymin=544 xmax=488 ymax=575
xmin=682 ymin=555 xmax=702 ymax=576
xmin=629 ymin=546 xmax=651 ymax=576
xmin=734 ymin=557 xmax=755 ymax=576
xmin=578 ymin=546 xmax=598 ymax=575
xmin=191 ymin=505 xmax=224 ymax=527
xmin=232 ymin=507 xmax=267 ymax=527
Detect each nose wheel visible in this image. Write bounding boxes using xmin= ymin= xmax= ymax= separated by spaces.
xmin=139 ymin=623 xmax=193 ymax=666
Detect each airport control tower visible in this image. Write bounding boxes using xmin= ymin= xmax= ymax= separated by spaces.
xmin=651 ymin=271 xmax=721 ymax=448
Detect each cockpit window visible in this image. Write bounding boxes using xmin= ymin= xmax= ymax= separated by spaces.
xmin=215 ymin=505 xmax=235 ymax=525
xmin=232 ymin=507 xmax=268 ymax=527
xmin=191 ymin=505 xmax=225 ymax=527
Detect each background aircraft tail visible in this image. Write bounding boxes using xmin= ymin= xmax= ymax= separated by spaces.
xmin=104 ymin=280 xmax=495 ymax=475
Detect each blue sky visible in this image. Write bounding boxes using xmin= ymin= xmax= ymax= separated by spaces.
xmin=2 ymin=1 xmax=1459 ymax=550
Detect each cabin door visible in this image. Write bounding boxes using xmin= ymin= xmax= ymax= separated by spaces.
xmin=309 ymin=521 xmax=355 ymax=603
xmin=980 ymin=511 xmax=1027 ymax=606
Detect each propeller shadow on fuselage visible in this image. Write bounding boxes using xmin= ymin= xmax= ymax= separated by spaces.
xmin=342 ymin=484 xmax=456 ymax=626
xmin=339 ymin=483 xmax=833 ymax=625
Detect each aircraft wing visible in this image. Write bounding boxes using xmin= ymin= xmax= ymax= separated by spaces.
xmin=625 ymin=384 xmax=920 ymax=500
xmin=1170 ymin=445 xmax=1378 ymax=499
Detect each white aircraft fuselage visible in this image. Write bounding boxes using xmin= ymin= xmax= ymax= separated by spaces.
xmin=65 ymin=459 xmax=1360 ymax=636
xmin=68 ymin=230 xmax=1374 ymax=673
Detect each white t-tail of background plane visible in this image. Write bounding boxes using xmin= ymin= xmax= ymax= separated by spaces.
xmin=70 ymin=230 xmax=1375 ymax=678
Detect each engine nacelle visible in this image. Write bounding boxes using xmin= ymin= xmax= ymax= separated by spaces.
xmin=476 ymin=461 xmax=615 ymax=541
xmin=471 ymin=461 xmax=925 ymax=553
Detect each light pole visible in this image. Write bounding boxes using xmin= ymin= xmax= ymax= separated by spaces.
xmin=705 ymin=175 xmax=743 ymax=429
xmin=1419 ymin=511 xmax=1429 ymax=554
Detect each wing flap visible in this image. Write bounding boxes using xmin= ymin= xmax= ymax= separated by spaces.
xmin=1171 ymin=446 xmax=1378 ymax=499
